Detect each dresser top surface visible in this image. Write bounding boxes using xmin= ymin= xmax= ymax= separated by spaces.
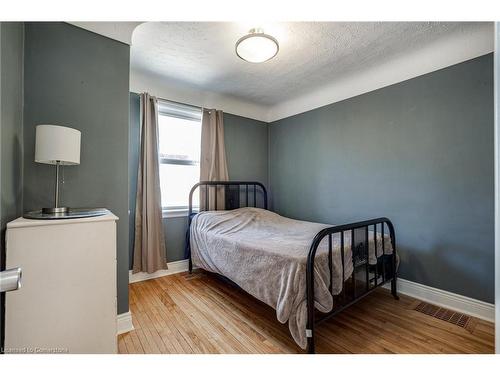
xmin=7 ymin=212 xmax=118 ymax=229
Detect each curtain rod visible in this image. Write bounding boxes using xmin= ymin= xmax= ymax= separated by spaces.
xmin=130 ymin=91 xmax=203 ymax=111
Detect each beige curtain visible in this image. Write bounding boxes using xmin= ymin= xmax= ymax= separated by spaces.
xmin=200 ymin=109 xmax=229 ymax=210
xmin=133 ymin=93 xmax=168 ymax=274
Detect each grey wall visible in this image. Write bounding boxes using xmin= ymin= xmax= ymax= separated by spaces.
xmin=128 ymin=97 xmax=269 ymax=264
xmin=162 ymin=217 xmax=189 ymax=262
xmin=23 ymin=23 xmax=131 ymax=314
xmin=495 ymin=23 xmax=500 ymax=353
xmin=0 ymin=21 xmax=24 ymax=351
xmin=1 ymin=22 xmax=24 ymax=233
xmin=224 ymin=113 xmax=269 ymax=186
xmin=269 ymin=54 xmax=494 ymax=303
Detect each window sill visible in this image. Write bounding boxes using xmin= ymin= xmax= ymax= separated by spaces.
xmin=162 ymin=209 xmax=189 ymax=219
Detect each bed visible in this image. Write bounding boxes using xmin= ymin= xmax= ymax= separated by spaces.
xmin=186 ymin=181 xmax=398 ymax=353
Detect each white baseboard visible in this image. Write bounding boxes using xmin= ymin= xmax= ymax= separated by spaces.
xmin=129 ymin=259 xmax=190 ymax=284
xmin=117 ymin=311 xmax=134 ymax=335
xmin=385 ymin=278 xmax=495 ymax=322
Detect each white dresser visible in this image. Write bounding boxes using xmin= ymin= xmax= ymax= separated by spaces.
xmin=4 ymin=212 xmax=118 ymax=354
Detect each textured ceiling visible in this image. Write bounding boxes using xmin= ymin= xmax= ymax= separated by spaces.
xmin=130 ymin=22 xmax=491 ymax=110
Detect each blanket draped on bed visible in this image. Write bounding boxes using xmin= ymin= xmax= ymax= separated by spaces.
xmin=190 ymin=207 xmax=393 ymax=349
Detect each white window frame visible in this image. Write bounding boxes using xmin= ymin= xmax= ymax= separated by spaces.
xmin=157 ymin=99 xmax=202 ymax=218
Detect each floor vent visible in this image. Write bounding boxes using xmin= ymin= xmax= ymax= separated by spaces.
xmin=413 ymin=302 xmax=471 ymax=328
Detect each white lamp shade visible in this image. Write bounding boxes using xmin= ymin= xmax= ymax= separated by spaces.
xmin=35 ymin=125 xmax=81 ymax=165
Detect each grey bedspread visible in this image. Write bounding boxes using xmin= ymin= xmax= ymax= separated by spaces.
xmin=190 ymin=207 xmax=393 ymax=349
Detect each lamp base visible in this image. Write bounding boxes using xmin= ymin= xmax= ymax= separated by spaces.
xmin=42 ymin=207 xmax=69 ymax=214
xmin=23 ymin=208 xmax=109 ymax=220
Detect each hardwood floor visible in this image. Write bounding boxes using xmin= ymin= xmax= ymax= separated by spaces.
xmin=118 ymin=270 xmax=494 ymax=354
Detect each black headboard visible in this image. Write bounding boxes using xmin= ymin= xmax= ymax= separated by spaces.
xmin=188 ymin=181 xmax=268 ymax=216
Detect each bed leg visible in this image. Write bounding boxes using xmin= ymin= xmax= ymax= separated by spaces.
xmin=391 ymin=277 xmax=399 ymax=300
xmin=188 ymin=257 xmax=193 ymax=274
xmin=390 ymin=248 xmax=399 ymax=300
xmin=306 ymin=331 xmax=315 ymax=354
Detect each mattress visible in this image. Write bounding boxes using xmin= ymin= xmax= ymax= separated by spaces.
xmin=190 ymin=207 xmax=394 ymax=349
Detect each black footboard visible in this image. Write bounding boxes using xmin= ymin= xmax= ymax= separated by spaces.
xmin=187 ymin=181 xmax=397 ymax=354
xmin=305 ymin=218 xmax=398 ymax=353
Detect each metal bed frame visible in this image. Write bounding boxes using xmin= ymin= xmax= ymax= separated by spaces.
xmin=187 ymin=181 xmax=398 ymax=354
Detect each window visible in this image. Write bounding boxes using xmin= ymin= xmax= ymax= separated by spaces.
xmin=158 ymin=100 xmax=202 ymax=216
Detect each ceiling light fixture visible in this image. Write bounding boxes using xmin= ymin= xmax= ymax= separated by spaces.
xmin=235 ymin=28 xmax=279 ymax=63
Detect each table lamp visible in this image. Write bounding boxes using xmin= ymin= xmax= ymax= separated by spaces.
xmin=35 ymin=124 xmax=81 ymax=214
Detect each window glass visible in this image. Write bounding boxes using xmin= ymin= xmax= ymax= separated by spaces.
xmin=157 ymin=100 xmax=202 ymax=210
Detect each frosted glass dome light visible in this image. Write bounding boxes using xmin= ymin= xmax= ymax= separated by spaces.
xmin=235 ymin=28 xmax=279 ymax=63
